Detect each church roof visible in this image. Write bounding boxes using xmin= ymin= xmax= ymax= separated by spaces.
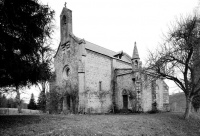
xmin=84 ymin=41 xmax=131 ymax=63
xmin=54 ymin=33 xmax=131 ymax=63
xmin=84 ymin=41 xmax=115 ymax=57
xmin=132 ymin=42 xmax=140 ymax=59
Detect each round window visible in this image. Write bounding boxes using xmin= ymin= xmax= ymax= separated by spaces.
xmin=63 ymin=65 xmax=70 ymax=80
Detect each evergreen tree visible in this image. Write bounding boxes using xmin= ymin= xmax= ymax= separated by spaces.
xmin=0 ymin=94 xmax=7 ymax=107
xmin=0 ymin=0 xmax=54 ymax=113
xmin=37 ymin=90 xmax=46 ymax=112
xmin=0 ymin=92 xmax=2 ymax=107
xmin=28 ymin=93 xmax=37 ymax=110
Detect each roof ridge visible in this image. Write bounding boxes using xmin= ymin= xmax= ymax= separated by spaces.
xmin=85 ymin=40 xmax=117 ymax=54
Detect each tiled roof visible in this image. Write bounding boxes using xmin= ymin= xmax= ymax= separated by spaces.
xmin=84 ymin=40 xmax=131 ymax=63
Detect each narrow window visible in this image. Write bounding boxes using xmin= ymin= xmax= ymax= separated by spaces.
xmin=67 ymin=95 xmax=71 ymax=109
xmin=135 ymin=60 xmax=138 ymax=67
xmin=99 ymin=81 xmax=102 ymax=91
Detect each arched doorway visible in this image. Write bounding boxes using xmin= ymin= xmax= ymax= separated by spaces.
xmin=122 ymin=89 xmax=128 ymax=109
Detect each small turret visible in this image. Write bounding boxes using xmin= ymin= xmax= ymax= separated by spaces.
xmin=132 ymin=42 xmax=140 ymax=60
xmin=131 ymin=42 xmax=142 ymax=111
xmin=131 ymin=42 xmax=141 ymax=71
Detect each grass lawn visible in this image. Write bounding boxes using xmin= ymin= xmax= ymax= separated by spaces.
xmin=0 ymin=112 xmax=200 ymax=136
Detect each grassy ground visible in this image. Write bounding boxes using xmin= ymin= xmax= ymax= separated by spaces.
xmin=0 ymin=112 xmax=200 ymax=136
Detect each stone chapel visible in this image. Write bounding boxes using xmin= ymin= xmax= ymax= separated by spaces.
xmin=52 ymin=5 xmax=169 ymax=113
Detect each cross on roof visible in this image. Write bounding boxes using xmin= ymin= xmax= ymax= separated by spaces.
xmin=64 ymin=2 xmax=67 ymax=8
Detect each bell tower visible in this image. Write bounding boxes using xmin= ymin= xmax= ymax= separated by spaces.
xmin=132 ymin=42 xmax=142 ymax=111
xmin=60 ymin=2 xmax=72 ymax=44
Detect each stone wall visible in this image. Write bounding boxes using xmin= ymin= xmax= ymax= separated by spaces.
xmin=141 ymin=76 xmax=169 ymax=112
xmin=162 ymin=80 xmax=170 ymax=111
xmin=54 ymin=37 xmax=81 ymax=113
xmin=115 ymin=69 xmax=134 ymax=110
xmin=54 ymin=39 xmax=80 ymax=89
xmin=155 ymin=79 xmax=164 ymax=111
xmin=163 ymin=82 xmax=169 ymax=105
xmin=84 ymin=50 xmax=113 ymax=113
xmin=141 ymin=74 xmax=152 ymax=112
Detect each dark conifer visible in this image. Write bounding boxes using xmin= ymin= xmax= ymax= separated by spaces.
xmin=0 ymin=0 xmax=54 ymax=113
xmin=28 ymin=93 xmax=37 ymax=110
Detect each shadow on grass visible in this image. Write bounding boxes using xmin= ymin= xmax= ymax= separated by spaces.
xmin=0 ymin=115 xmax=42 ymax=129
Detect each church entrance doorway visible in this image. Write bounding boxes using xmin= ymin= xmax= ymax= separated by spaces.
xmin=123 ymin=95 xmax=128 ymax=109
xmin=122 ymin=89 xmax=128 ymax=109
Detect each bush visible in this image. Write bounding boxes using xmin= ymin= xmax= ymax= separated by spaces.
xmin=48 ymin=86 xmax=62 ymax=114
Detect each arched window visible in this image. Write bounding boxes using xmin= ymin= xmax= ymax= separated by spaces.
xmin=135 ymin=60 xmax=138 ymax=67
xmin=62 ymin=15 xmax=67 ymax=25
xmin=122 ymin=89 xmax=128 ymax=109
xmin=66 ymin=67 xmax=70 ymax=76
xmin=122 ymin=89 xmax=128 ymax=95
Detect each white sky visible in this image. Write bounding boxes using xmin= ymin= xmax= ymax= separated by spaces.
xmin=22 ymin=0 xmax=199 ymax=103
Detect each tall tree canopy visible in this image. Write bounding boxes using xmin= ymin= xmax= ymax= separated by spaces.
xmin=146 ymin=15 xmax=200 ymax=119
xmin=0 ymin=0 xmax=54 ymax=112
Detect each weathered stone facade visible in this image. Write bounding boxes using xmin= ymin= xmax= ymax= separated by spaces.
xmin=52 ymin=6 xmax=169 ymax=113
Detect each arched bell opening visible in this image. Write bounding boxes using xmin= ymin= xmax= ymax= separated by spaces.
xmin=62 ymin=15 xmax=67 ymax=25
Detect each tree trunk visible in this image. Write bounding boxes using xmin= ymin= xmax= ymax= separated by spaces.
xmin=184 ymin=96 xmax=192 ymax=119
xmin=39 ymin=81 xmax=47 ymax=112
xmin=16 ymin=86 xmax=22 ymax=113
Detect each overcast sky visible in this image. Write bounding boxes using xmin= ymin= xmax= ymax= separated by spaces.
xmin=23 ymin=0 xmax=199 ymax=102
xmin=42 ymin=0 xmax=198 ymax=58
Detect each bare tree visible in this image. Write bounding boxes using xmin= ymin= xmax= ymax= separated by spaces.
xmin=36 ymin=44 xmax=55 ymax=112
xmin=37 ymin=44 xmax=55 ymax=91
xmin=145 ymin=14 xmax=200 ymax=119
